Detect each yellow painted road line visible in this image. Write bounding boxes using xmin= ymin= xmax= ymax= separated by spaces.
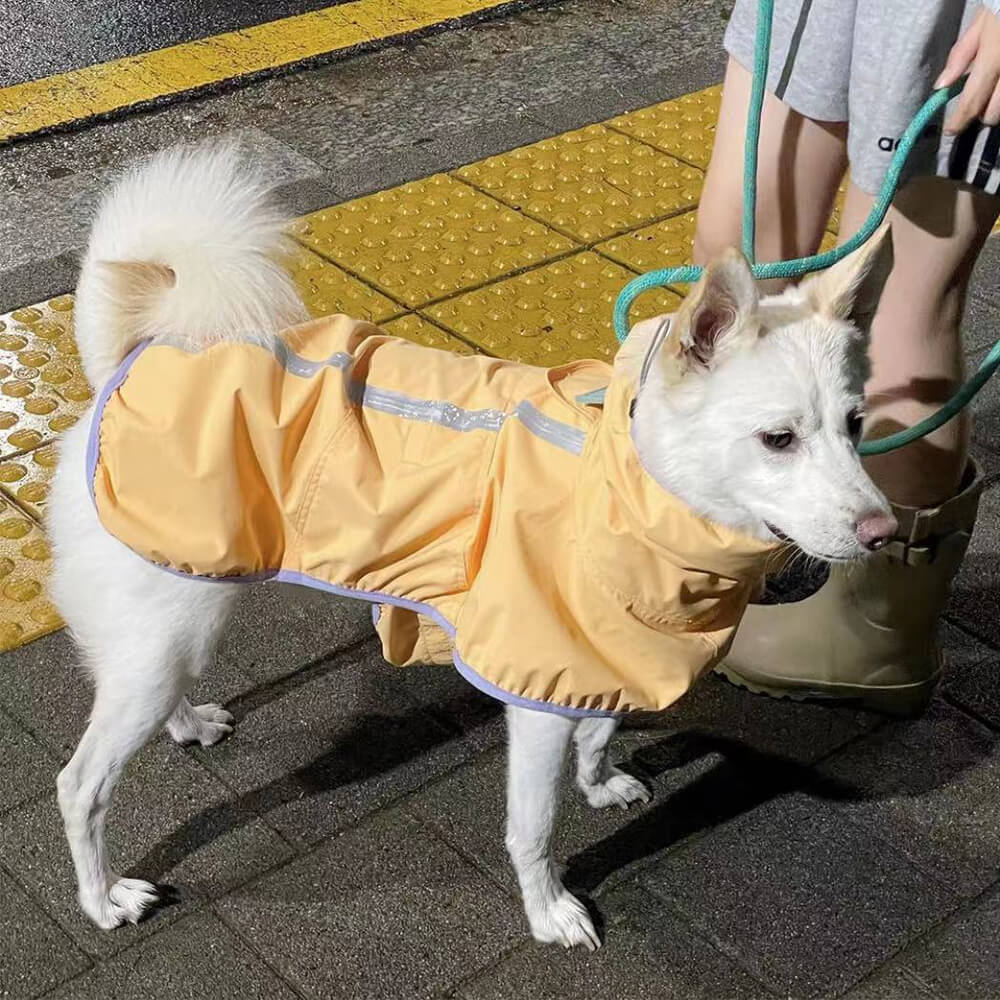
xmin=0 ymin=0 xmax=525 ymax=143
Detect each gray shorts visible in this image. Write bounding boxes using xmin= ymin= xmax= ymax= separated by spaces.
xmin=725 ymin=0 xmax=1000 ymax=195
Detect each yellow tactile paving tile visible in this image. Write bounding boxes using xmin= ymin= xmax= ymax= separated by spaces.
xmin=597 ymin=211 xmax=698 ymax=279
xmin=382 ymin=313 xmax=478 ymax=355
xmin=0 ymin=445 xmax=57 ymax=522
xmin=454 ymin=125 xmax=704 ymax=244
xmin=0 ymin=298 xmax=90 ymax=460
xmin=607 ymin=86 xmax=723 ymax=169
xmin=819 ymin=229 xmax=838 ymax=254
xmin=293 ymin=174 xmax=576 ymax=308
xmin=828 ymin=174 xmax=849 ymax=234
xmin=425 ymin=251 xmax=682 ymax=367
xmin=289 ymin=244 xmax=403 ymax=322
xmin=0 ymin=500 xmax=60 ymax=651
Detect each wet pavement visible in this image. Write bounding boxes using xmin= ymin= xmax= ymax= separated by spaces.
xmin=0 ymin=0 xmax=358 ymax=86
xmin=2 ymin=2 xmax=1000 ymax=998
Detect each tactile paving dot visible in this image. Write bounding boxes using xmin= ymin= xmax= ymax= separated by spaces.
xmin=287 ymin=244 xmax=403 ymax=323
xmin=293 ymin=174 xmax=575 ymax=308
xmin=607 ymin=86 xmax=723 ymax=169
xmin=382 ymin=314 xmax=477 ymax=356
xmin=425 ymin=252 xmax=682 ymax=367
xmin=597 ymin=211 xmax=698 ymax=279
xmin=0 ymin=298 xmax=90 ymax=458
xmin=455 ymin=125 xmax=704 ymax=244
xmin=0 ymin=499 xmax=60 ymax=651
xmin=0 ymin=444 xmax=57 ymax=522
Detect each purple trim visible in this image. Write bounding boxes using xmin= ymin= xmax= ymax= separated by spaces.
xmin=86 ymin=340 xmax=151 ymax=502
xmin=275 ymin=572 xmax=616 ymax=718
xmin=272 ymin=570 xmax=457 ymax=637
xmin=452 ymin=654 xmax=621 ymax=719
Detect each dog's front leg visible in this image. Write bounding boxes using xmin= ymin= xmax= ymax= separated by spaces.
xmin=574 ymin=716 xmax=651 ymax=810
xmin=505 ymin=705 xmax=600 ymax=950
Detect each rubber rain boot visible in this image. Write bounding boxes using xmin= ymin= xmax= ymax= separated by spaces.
xmin=715 ymin=461 xmax=984 ymax=716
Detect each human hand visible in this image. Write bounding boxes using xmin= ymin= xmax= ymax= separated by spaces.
xmin=936 ymin=4 xmax=1000 ymax=134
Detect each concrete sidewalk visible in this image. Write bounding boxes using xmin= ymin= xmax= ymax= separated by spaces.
xmin=2 ymin=2 xmax=1000 ymax=998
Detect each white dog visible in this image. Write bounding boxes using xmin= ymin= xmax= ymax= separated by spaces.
xmin=49 ymin=144 xmax=894 ymax=949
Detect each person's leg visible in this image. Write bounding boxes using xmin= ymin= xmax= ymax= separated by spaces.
xmin=693 ymin=58 xmax=849 ymax=287
xmin=839 ymin=176 xmax=1000 ymax=507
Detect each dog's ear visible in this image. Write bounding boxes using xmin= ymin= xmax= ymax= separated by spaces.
xmin=804 ymin=224 xmax=893 ymax=339
xmin=663 ymin=248 xmax=758 ymax=379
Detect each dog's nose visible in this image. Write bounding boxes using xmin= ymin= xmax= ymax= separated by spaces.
xmin=855 ymin=512 xmax=898 ymax=551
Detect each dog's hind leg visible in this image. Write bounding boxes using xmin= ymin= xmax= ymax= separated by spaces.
xmin=49 ymin=422 xmax=240 ymax=928
xmin=55 ymin=575 xmax=238 ymax=930
xmin=505 ymin=705 xmax=600 ymax=950
xmin=573 ymin=717 xmax=651 ymax=810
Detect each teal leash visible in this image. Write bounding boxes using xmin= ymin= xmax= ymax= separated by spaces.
xmin=611 ymin=0 xmax=992 ymax=456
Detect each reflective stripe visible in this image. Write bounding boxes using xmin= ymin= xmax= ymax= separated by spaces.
xmin=514 ymin=400 xmax=586 ymax=456
xmin=273 ymin=340 xmax=584 ymax=452
xmin=349 ymin=379 xmax=507 ymax=434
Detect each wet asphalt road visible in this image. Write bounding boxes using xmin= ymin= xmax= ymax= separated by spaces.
xmin=1 ymin=0 xmax=355 ymax=87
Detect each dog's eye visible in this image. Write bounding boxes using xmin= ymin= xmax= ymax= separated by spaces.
xmin=847 ymin=409 xmax=864 ymax=439
xmin=759 ymin=430 xmax=795 ymax=451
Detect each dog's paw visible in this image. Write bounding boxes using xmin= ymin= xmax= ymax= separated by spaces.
xmin=580 ymin=768 xmax=651 ymax=810
xmin=84 ymin=877 xmax=170 ymax=930
xmin=167 ymin=703 xmax=234 ymax=747
xmin=527 ymin=890 xmax=601 ymax=951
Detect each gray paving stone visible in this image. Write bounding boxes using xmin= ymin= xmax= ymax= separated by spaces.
xmin=44 ymin=910 xmax=299 ymax=1000
xmin=966 ymin=344 xmax=1000 ymax=467
xmin=941 ymin=621 xmax=1000 ymax=727
xmin=0 ymin=867 xmax=90 ymax=999
xmin=0 ymin=628 xmax=254 ymax=763
xmin=385 ymin=661 xmax=504 ymax=751
xmin=260 ymin=0 xmax=706 ymax=186
xmin=407 ymin=738 xmax=725 ymax=899
xmin=845 ymin=886 xmax=1000 ymax=1000
xmin=949 ymin=486 xmax=1000 ymax=648
xmin=962 ymin=289 xmax=1000 ymax=354
xmin=530 ymin=0 xmax=727 ymax=134
xmin=0 ymin=252 xmax=77 ymax=314
xmin=816 ymin=700 xmax=1000 ymax=898
xmin=969 ymin=231 xmax=1000 ymax=309
xmin=457 ymin=882 xmax=770 ymax=1000
xmin=0 ymin=128 xmax=324 ymax=281
xmin=842 ymin=963 xmax=942 ymax=1000
xmin=626 ymin=672 xmax=880 ymax=766
xmin=219 ymin=581 xmax=375 ymax=684
xmin=195 ymin=640 xmax=470 ymax=848
xmin=0 ymin=740 xmax=293 ymax=959
xmin=0 ymin=705 xmax=58 ymax=816
xmin=217 ymin=806 xmax=526 ymax=1000
xmin=637 ymin=793 xmax=960 ymax=998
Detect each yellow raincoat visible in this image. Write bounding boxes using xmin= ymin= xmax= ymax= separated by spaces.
xmin=88 ymin=315 xmax=780 ymax=717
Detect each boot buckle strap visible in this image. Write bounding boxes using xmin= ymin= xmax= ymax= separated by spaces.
xmin=882 ymin=538 xmax=936 ymax=566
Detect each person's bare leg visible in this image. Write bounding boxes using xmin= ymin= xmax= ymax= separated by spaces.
xmin=839 ymin=177 xmax=1000 ymax=507
xmin=693 ymin=58 xmax=848 ymax=289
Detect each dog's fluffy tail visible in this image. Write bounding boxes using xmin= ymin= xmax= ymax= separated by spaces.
xmin=74 ymin=142 xmax=306 ymax=388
